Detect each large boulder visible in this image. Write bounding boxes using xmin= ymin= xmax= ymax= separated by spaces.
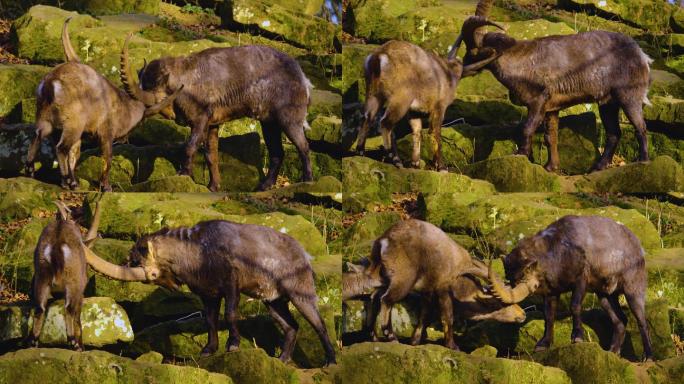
xmin=198 ymin=349 xmax=298 ymax=384
xmin=515 ymin=319 xmax=601 ymax=356
xmin=220 ymin=0 xmax=336 ymax=53
xmin=533 ymin=342 xmax=640 ymax=384
xmin=464 ymin=155 xmax=562 ymax=193
xmin=419 ymin=192 xmax=662 ymax=254
xmin=558 ymin=0 xmax=679 ymax=33
xmin=342 ymin=156 xmax=495 ymax=213
xmin=644 ymin=96 xmax=684 ymax=130
xmin=0 ymin=125 xmax=54 ymax=176
xmin=0 ymin=64 xmax=50 ymax=122
xmin=571 ymin=155 xmax=684 ymax=193
xmin=335 ymin=342 xmax=571 ymax=384
xmin=0 ymin=348 xmax=230 ymax=384
xmin=0 ymin=297 xmax=134 ymax=347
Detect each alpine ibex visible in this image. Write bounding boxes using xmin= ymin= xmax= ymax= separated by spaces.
xmin=120 ymin=40 xmax=314 ymax=191
xmin=449 ymin=0 xmax=652 ymax=172
xmin=26 ymin=19 xmax=181 ymax=191
xmin=487 ymin=215 xmax=653 ymax=360
xmin=81 ymin=219 xmax=336 ymax=365
xmin=354 ymin=40 xmax=499 ymax=169
xmin=26 ymin=199 xmax=102 ymax=351
xmin=344 ymin=219 xmax=525 ymax=350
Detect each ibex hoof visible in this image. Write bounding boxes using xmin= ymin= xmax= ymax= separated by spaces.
xmin=200 ymin=346 xmax=217 ymax=357
xmin=226 ymin=344 xmax=239 ymax=352
xmin=533 ymin=344 xmax=549 ymax=352
xmin=410 ymin=161 xmax=420 ymax=169
xmin=544 ymin=163 xmax=559 ymax=172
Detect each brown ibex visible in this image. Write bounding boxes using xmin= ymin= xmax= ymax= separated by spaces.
xmin=449 ymin=0 xmax=652 ymax=172
xmin=26 ymin=199 xmax=102 ymax=351
xmin=80 ymin=219 xmax=336 ymax=365
xmin=120 ymin=40 xmax=314 ymax=191
xmin=344 ymin=219 xmax=526 ymax=350
xmin=487 ymin=215 xmax=653 ymax=360
xmin=26 ymin=18 xmax=182 ymax=191
xmin=354 ymin=40 xmax=499 ymax=170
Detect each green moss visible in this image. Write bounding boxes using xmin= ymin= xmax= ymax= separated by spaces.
xmin=464 ymin=155 xmax=562 ymax=193
xmin=336 ymin=342 xmax=570 ymax=384
xmin=0 ymin=64 xmax=50 ymax=120
xmin=558 ymin=0 xmax=677 ymax=33
xmin=573 ymin=156 xmax=684 ymax=193
xmin=533 ymin=342 xmax=640 ymax=384
xmin=343 ymin=156 xmax=495 ymax=213
xmin=63 ymin=0 xmax=160 ymax=16
xmin=342 ymin=211 xmax=402 ymax=262
xmin=75 ymin=155 xmax=136 ymax=191
xmin=130 ymin=175 xmax=210 ymax=193
xmin=198 ymin=348 xmax=299 ymax=384
xmin=0 ymin=348 xmax=230 ymax=384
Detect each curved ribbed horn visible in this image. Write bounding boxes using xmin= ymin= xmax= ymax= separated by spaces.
xmin=84 ymin=196 xmax=102 ymax=246
xmin=54 ymin=201 xmax=71 ymax=221
xmin=488 ymin=262 xmax=538 ymax=304
xmin=83 ymin=246 xmax=148 ymax=281
xmin=62 ymin=17 xmax=81 ymax=63
xmin=120 ymin=34 xmax=156 ymax=106
xmin=475 ymin=0 xmax=495 ymax=17
xmin=448 ymin=16 xmax=504 ymax=60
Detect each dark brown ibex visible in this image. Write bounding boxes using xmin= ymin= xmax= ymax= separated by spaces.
xmin=354 ymin=40 xmax=499 ymax=169
xmin=488 ymin=215 xmax=653 ymax=360
xmin=80 ymin=219 xmax=336 ymax=365
xmin=26 ymin=199 xmax=102 ymax=351
xmin=449 ymin=0 xmax=652 ymax=172
xmin=26 ymin=18 xmax=181 ymax=191
xmin=344 ymin=219 xmax=526 ymax=350
xmin=120 ymin=40 xmax=314 ymax=191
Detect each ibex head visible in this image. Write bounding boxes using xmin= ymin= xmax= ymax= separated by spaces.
xmin=120 ymin=34 xmax=184 ymax=119
xmin=447 ymin=0 xmax=505 ymax=70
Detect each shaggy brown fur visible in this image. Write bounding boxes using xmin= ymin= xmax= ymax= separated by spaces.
xmin=123 ymin=220 xmax=335 ymax=365
xmin=344 ymin=219 xmax=525 ymax=350
xmin=121 ymin=42 xmax=313 ymax=191
xmin=26 ymin=19 xmax=180 ymax=191
xmin=450 ymin=0 xmax=651 ymax=172
xmin=354 ymin=40 xmax=497 ymax=169
xmin=489 ymin=215 xmax=653 ymax=360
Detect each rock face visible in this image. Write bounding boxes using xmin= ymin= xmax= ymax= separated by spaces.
xmin=0 ymin=297 xmax=133 ymax=347
xmin=198 ymin=349 xmax=298 ymax=384
xmin=335 ymin=342 xmax=571 ymax=384
xmin=0 ymin=348 xmax=230 ymax=384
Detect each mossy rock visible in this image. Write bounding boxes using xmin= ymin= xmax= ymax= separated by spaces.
xmin=0 ymin=348 xmax=230 ymax=384
xmin=63 ymin=0 xmax=160 ymax=15
xmin=558 ymin=0 xmax=677 ymax=33
xmin=516 ymin=318 xmax=601 ymax=355
xmin=648 ymin=355 xmax=684 ymax=383
xmin=0 ymin=217 xmax=51 ymax=292
xmin=198 ymin=348 xmax=299 ymax=384
xmin=644 ymin=96 xmax=684 ymax=127
xmin=340 ymin=43 xmax=378 ymax=101
xmin=279 ymin=146 xmax=342 ymax=183
xmin=0 ymin=177 xmax=61 ymax=193
xmin=464 ymin=155 xmax=561 ymax=193
xmin=532 ymin=342 xmax=640 ymax=384
xmin=0 ymin=190 xmax=56 ymax=220
xmin=307 ymin=115 xmax=342 ymax=146
xmin=147 ymin=157 xmax=177 ymax=181
xmin=222 ymin=0 xmax=336 ymax=53
xmin=335 ymin=342 xmax=571 ymax=384
xmin=129 ymin=118 xmax=190 ymax=146
xmin=75 ymin=154 xmax=136 ymax=191
xmin=0 ymin=64 xmax=50 ymax=121
xmin=419 ymin=192 xmax=662 ymax=253
xmin=582 ymin=299 xmax=675 ymax=362
xmin=342 ymin=211 xmax=402 ymax=262
xmin=309 ymin=89 xmax=342 ymax=119
xmin=342 ymin=156 xmax=495 ymax=213
xmin=253 ymin=176 xmax=343 ymax=206
xmin=0 ymin=297 xmax=133 ymax=347
xmin=0 ymin=127 xmax=53 ymax=176
xmin=219 ymin=117 xmax=261 ymax=138
xmin=83 ymin=193 xmax=329 ymax=257
xmin=129 ymin=175 xmax=210 ymax=193
xmin=572 ymin=155 xmax=684 ymax=193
